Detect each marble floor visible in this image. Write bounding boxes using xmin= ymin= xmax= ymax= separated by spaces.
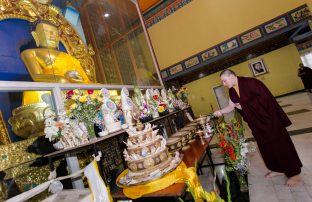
xmin=200 ymin=91 xmax=312 ymax=202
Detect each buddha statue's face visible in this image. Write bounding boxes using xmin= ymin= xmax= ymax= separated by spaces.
xmin=34 ymin=23 xmax=59 ymax=49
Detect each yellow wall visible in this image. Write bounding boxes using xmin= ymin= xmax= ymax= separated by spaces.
xmin=185 ymin=44 xmax=304 ymax=116
xmin=148 ymin=0 xmax=306 ymax=70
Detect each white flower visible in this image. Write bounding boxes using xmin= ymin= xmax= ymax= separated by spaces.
xmin=44 ymin=126 xmax=57 ymax=135
xmin=63 ymin=117 xmax=70 ymax=124
xmin=44 ymin=110 xmax=56 ymax=119
xmin=44 ymin=126 xmax=59 ymax=141
xmin=240 ymin=143 xmax=248 ymax=157
xmin=44 ymin=118 xmax=55 ymax=126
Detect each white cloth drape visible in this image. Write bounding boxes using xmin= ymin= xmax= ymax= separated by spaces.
xmin=5 ymin=152 xmax=111 ymax=202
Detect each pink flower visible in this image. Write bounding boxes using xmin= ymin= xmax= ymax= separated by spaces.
xmin=67 ymin=90 xmax=74 ymax=95
xmin=87 ymin=90 xmax=94 ymax=94
xmin=66 ymin=90 xmax=74 ymax=98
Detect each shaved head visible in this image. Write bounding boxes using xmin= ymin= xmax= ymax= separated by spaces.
xmin=219 ymin=69 xmax=237 ymax=88
xmin=220 ymin=69 xmax=236 ymax=77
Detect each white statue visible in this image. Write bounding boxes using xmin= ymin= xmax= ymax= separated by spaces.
xmin=101 ymin=88 xmax=121 ymax=133
xmin=121 ymin=87 xmax=130 ymax=110
xmin=145 ymin=88 xmax=152 ymax=102
xmin=121 ymin=87 xmax=134 ymax=126
xmin=161 ymin=88 xmax=168 ymax=103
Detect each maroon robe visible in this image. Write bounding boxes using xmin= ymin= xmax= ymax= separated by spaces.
xmin=229 ymin=76 xmax=302 ymax=177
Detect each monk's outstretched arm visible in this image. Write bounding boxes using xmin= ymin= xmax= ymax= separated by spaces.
xmin=213 ymin=99 xmax=236 ymax=117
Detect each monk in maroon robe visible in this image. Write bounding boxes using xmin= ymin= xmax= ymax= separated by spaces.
xmin=214 ymin=69 xmax=302 ymax=187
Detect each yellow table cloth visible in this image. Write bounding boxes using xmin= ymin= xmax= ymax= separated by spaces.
xmin=116 ymin=161 xmax=222 ymax=202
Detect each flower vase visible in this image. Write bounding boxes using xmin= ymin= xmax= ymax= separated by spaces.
xmin=235 ymin=172 xmax=248 ymax=192
xmin=85 ymin=121 xmax=97 ymax=141
xmin=139 ymin=115 xmax=153 ymax=123
xmin=159 ymin=109 xmax=169 ymax=117
xmin=52 ymin=141 xmax=64 ymax=150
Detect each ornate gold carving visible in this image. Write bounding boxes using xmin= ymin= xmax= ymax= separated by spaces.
xmin=36 ymin=0 xmax=53 ymax=4
xmin=4 ymin=160 xmax=60 ymax=200
xmin=0 ymin=110 xmax=11 ymax=145
xmin=0 ymin=0 xmax=12 ymax=12
xmin=0 ymin=0 xmax=96 ymax=82
xmin=0 ymin=137 xmax=40 ymax=171
xmin=5 ymin=161 xmax=50 ymax=190
xmin=8 ymin=102 xmax=51 ymax=139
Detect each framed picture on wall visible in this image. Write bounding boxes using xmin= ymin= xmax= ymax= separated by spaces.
xmin=249 ymin=59 xmax=268 ymax=76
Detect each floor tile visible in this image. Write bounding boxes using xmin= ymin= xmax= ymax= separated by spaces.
xmin=247 ymin=92 xmax=312 ymax=202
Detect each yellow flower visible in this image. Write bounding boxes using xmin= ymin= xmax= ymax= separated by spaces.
xmin=71 ymin=95 xmax=78 ymax=100
xmin=97 ymin=97 xmax=103 ymax=102
xmin=70 ymin=103 xmax=77 ymax=110
xmin=79 ymin=95 xmax=87 ymax=103
xmin=90 ymin=94 xmax=97 ymax=100
xmin=158 ymin=106 xmax=165 ymax=113
xmin=73 ymin=89 xmax=80 ymax=94
xmin=95 ymin=90 xmax=101 ymax=96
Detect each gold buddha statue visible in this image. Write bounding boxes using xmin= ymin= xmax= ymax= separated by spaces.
xmin=9 ymin=21 xmax=93 ymax=138
xmin=20 ymin=21 xmax=91 ymax=84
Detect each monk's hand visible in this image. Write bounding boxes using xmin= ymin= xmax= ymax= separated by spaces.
xmin=234 ymin=103 xmax=242 ymax=110
xmin=213 ymin=110 xmax=223 ymax=117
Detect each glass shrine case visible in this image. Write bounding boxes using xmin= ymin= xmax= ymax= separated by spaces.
xmin=0 ymin=0 xmax=164 ymax=200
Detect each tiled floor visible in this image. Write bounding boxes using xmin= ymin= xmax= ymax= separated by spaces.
xmin=200 ymin=92 xmax=312 ymax=202
xmin=248 ymin=133 xmax=312 ymax=202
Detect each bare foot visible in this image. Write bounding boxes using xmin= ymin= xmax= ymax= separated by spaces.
xmin=286 ymin=175 xmax=301 ymax=187
xmin=265 ymin=171 xmax=284 ymax=178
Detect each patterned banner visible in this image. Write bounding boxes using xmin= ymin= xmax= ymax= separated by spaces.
xmin=169 ymin=64 xmax=183 ymax=75
xmin=290 ymin=6 xmax=310 ymax=23
xmin=161 ymin=70 xmax=168 ymax=78
xmin=240 ymin=28 xmax=263 ymax=45
xmin=145 ymin=0 xmax=192 ymax=28
xmin=264 ymin=17 xmax=289 ymax=34
xmin=201 ymin=48 xmax=218 ymax=62
xmin=219 ymin=39 xmax=239 ymax=53
xmin=185 ymin=56 xmax=200 ymax=68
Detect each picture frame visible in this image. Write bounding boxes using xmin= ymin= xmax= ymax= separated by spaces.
xmin=249 ymin=59 xmax=268 ymax=76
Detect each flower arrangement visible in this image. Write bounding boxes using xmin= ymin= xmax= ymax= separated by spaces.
xmin=146 ymin=93 xmax=158 ymax=111
xmin=176 ymin=87 xmax=189 ymax=104
xmin=44 ymin=110 xmax=63 ymax=142
xmin=158 ymin=103 xmax=168 ymax=116
xmin=215 ymin=118 xmax=249 ymax=196
xmin=44 ymin=110 xmax=89 ymax=149
xmin=64 ymin=89 xmax=103 ymax=139
xmin=158 ymin=105 xmax=165 ymax=113
xmin=216 ymin=118 xmax=248 ymax=175
xmin=132 ymin=87 xmax=151 ymax=119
